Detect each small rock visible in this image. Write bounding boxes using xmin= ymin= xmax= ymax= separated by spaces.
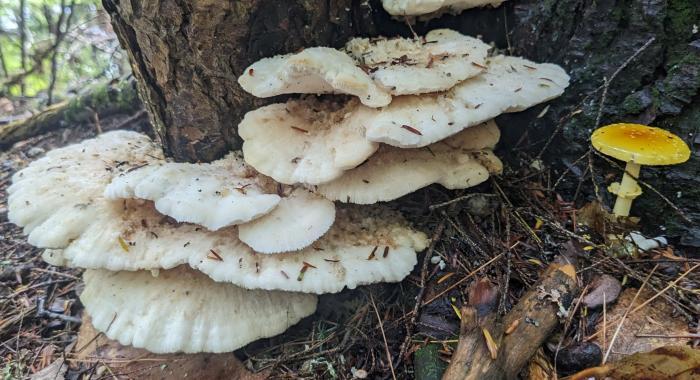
xmin=26 ymin=146 xmax=46 ymax=158
xmin=554 ymin=342 xmax=602 ymax=375
xmin=583 ymin=274 xmax=621 ymax=308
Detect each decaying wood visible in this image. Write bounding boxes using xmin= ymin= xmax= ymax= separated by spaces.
xmin=443 ymin=262 xmax=578 ymax=380
xmin=0 ymin=79 xmax=141 ymax=148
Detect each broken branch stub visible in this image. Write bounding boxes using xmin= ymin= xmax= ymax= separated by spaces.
xmin=443 ymin=262 xmax=578 ymax=380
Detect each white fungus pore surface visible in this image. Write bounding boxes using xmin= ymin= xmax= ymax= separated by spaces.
xmin=345 ymin=29 xmax=490 ymax=95
xmin=81 ymin=266 xmax=317 ymax=353
xmin=104 ymin=153 xmax=281 ymax=231
xmin=237 ymin=47 xmax=391 ymax=107
xmin=317 ymin=121 xmax=502 ymax=204
xmin=363 ymin=55 xmax=570 ymax=147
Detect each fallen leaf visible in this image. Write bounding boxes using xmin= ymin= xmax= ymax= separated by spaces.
xmin=571 ymin=345 xmax=700 ymax=380
xmin=29 ymin=359 xmax=67 ymax=380
xmin=73 ymin=316 xmax=268 ymax=380
xmin=593 ymin=288 xmax=692 ymax=363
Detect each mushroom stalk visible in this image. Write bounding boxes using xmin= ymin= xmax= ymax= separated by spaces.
xmin=611 ymin=162 xmax=641 ymax=217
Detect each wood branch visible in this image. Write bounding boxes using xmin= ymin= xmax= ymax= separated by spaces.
xmin=443 ymin=261 xmax=578 ymax=380
xmin=0 ymin=79 xmax=141 ymax=148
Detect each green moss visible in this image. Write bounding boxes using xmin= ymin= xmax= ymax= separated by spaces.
xmin=414 ymin=344 xmax=448 ymax=380
xmin=664 ymin=0 xmax=700 ymax=67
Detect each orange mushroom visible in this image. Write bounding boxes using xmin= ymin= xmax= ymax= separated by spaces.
xmin=591 ymin=123 xmax=690 ymax=217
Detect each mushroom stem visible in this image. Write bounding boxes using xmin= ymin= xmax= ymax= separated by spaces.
xmin=612 ymin=162 xmax=641 ymax=217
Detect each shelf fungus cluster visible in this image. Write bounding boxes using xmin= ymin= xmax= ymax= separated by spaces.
xmin=9 ymin=131 xmax=428 ymax=353
xmin=238 ymin=29 xmax=570 ymax=196
xmin=8 ymin=28 xmax=569 ymax=356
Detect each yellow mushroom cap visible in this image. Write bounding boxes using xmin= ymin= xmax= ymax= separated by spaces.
xmin=591 ymin=123 xmax=690 ymax=165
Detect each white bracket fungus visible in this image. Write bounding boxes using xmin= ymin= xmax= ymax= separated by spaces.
xmin=9 ymin=132 xmax=425 ymax=294
xmin=7 ymin=131 xmax=163 ymax=248
xmin=345 ymin=29 xmax=490 ymax=95
xmin=317 ymin=121 xmax=502 ymax=204
xmin=81 ymin=267 xmax=317 ymax=353
xmin=363 ymin=55 xmax=570 ymax=147
xmin=238 ymin=47 xmax=391 ymax=107
xmin=239 ymin=98 xmax=379 ymax=185
xmin=381 ymin=0 xmax=507 ymax=17
xmin=105 ymin=153 xmax=282 ymax=231
xmin=239 ymin=188 xmax=336 ymax=254
xmin=46 ymin=201 xmax=427 ymax=294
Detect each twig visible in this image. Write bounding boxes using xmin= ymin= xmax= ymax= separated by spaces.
xmin=423 ymin=253 xmax=504 ymax=307
xmin=395 ymin=221 xmax=445 ymax=368
xmin=554 ymin=284 xmax=589 ymax=372
xmin=429 ymin=194 xmax=497 ymax=211
xmin=594 ymin=37 xmax=655 ymax=128
xmin=587 ymin=148 xmax=602 ymax=203
xmin=602 ymin=265 xmax=657 ymax=364
xmin=629 ymin=263 xmax=700 ymax=314
xmin=369 ymin=293 xmax=396 ymax=380
xmin=36 ymin=297 xmax=82 ymax=324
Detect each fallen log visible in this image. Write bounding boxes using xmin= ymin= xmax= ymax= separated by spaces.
xmin=443 ymin=261 xmax=578 ymax=380
xmin=0 ymin=79 xmax=141 ymax=148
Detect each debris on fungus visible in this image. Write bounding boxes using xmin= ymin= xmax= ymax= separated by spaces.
xmin=345 ymin=29 xmax=490 ymax=95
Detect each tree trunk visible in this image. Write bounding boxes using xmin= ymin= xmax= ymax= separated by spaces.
xmin=103 ymin=0 xmax=700 ymax=239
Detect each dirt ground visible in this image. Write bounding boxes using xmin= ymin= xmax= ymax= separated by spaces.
xmin=1 ymin=113 xmax=698 ymax=379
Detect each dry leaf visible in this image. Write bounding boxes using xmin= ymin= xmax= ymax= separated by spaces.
xmin=593 ymin=288 xmax=692 ymax=363
xmin=72 ymin=316 xmax=268 ymax=380
xmin=571 ymin=345 xmax=700 ymax=380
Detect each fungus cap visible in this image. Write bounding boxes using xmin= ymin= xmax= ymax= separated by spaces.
xmin=237 ymin=47 xmax=391 ymax=107
xmin=317 ymin=121 xmax=502 ymax=204
xmin=238 ymin=188 xmax=335 ymax=253
xmin=591 ymin=123 xmax=690 ymax=166
xmin=105 ymin=153 xmax=281 ymax=231
xmin=46 ymin=201 xmax=427 ymax=294
xmin=363 ymin=55 xmax=570 ymax=148
xmin=381 ymin=0 xmax=506 ymax=16
xmin=7 ymin=131 xmax=163 ymax=248
xmin=81 ymin=267 xmax=317 ymax=353
xmin=344 ymin=29 xmax=489 ymax=95
xmin=239 ymin=98 xmax=378 ymax=185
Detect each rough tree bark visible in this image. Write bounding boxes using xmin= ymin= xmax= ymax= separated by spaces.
xmin=102 ymin=0 xmax=699 ymax=240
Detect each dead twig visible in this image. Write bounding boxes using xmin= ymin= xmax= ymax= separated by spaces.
xmin=369 ymin=293 xmax=396 ymax=380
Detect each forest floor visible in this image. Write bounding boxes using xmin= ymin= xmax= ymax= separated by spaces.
xmin=0 ymin=111 xmax=698 ymax=380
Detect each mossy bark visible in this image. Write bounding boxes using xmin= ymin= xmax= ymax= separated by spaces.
xmin=103 ymin=0 xmax=700 ymax=241
xmin=509 ymin=0 xmax=700 ymax=243
xmin=0 ymin=79 xmax=141 ymax=148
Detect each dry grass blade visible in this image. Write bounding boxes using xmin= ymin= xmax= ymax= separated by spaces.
xmin=369 ymin=292 xmax=397 ymax=380
xmin=482 ymin=328 xmax=498 ymax=360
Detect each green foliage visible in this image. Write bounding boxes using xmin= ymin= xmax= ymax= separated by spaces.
xmin=0 ymin=0 xmax=128 ymax=104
